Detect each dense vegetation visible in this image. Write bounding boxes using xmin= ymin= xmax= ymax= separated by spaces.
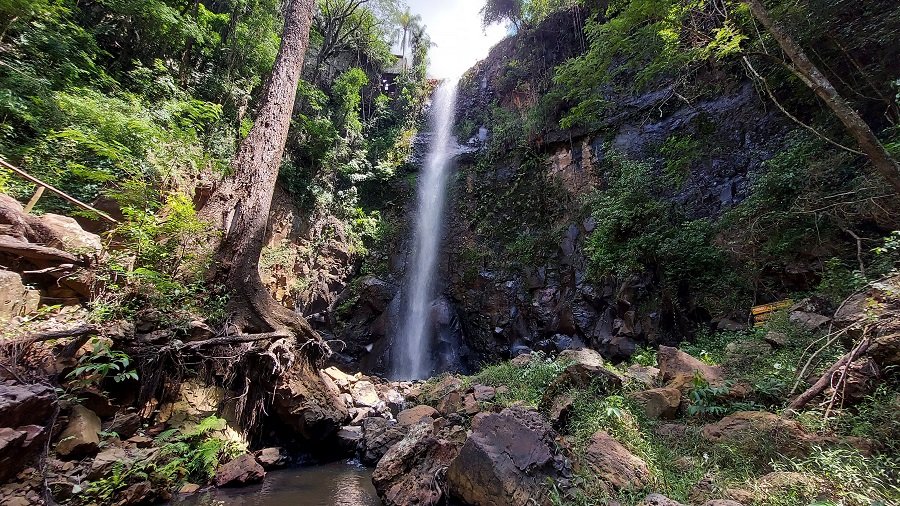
xmin=460 ymin=0 xmax=900 ymax=315
xmin=0 ymin=0 xmax=431 ymax=325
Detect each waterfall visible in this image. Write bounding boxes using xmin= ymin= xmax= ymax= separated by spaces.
xmin=392 ymin=80 xmax=459 ymax=380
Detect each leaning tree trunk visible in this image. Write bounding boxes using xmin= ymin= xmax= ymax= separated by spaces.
xmin=744 ymin=0 xmax=900 ymax=194
xmin=200 ymin=0 xmax=320 ymax=349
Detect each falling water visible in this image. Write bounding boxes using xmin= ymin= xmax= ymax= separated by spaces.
xmin=392 ymin=80 xmax=459 ymax=380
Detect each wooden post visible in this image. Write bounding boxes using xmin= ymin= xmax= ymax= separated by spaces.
xmin=23 ymin=186 xmax=44 ymax=214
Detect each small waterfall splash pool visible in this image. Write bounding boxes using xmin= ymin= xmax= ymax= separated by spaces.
xmin=172 ymin=460 xmax=380 ymax=506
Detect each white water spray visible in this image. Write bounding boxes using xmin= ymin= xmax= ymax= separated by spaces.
xmin=392 ymin=80 xmax=459 ymax=380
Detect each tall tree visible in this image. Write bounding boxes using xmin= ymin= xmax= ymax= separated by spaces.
xmin=200 ymin=0 xmax=321 ymax=344
xmin=392 ymin=7 xmax=421 ymax=68
xmin=743 ymin=0 xmax=900 ymax=194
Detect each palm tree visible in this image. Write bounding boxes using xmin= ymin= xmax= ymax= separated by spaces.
xmin=392 ymin=7 xmax=422 ymax=69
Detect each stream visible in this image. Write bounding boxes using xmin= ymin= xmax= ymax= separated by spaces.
xmin=173 ymin=460 xmax=381 ymax=506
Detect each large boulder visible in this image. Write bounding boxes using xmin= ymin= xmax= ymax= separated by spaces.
xmin=214 ymin=454 xmax=265 ymax=487
xmin=701 ymin=411 xmax=811 ymax=457
xmin=627 ymin=387 xmax=681 ymax=419
xmin=273 ymin=364 xmax=348 ymax=440
xmin=0 ymin=383 xmax=55 ymax=428
xmin=55 ymin=405 xmax=101 ymax=459
xmin=657 ymin=346 xmax=723 ymax=386
xmin=0 ymin=425 xmax=47 ymax=482
xmin=447 ymin=407 xmax=572 ymax=506
xmin=582 ymin=430 xmax=650 ymax=491
xmin=372 ymin=421 xmax=463 ymax=506
xmin=0 ymin=271 xmax=39 ymax=322
xmin=350 ymin=380 xmax=381 ymax=408
xmin=397 ymin=405 xmax=438 ymax=427
xmin=360 ymin=417 xmax=407 ymax=465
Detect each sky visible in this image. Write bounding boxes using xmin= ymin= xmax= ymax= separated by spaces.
xmin=405 ymin=0 xmax=509 ymax=79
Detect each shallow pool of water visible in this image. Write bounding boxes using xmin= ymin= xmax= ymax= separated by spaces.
xmin=173 ymin=460 xmax=381 ymax=506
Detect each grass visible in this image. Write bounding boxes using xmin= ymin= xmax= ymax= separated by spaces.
xmin=459 ymin=314 xmax=900 ymax=505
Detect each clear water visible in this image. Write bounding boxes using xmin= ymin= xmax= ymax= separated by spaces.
xmin=392 ymin=80 xmax=460 ymax=381
xmin=172 ymin=461 xmax=380 ymax=506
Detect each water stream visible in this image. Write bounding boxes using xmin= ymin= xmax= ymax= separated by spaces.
xmin=391 ymin=80 xmax=459 ymax=380
xmin=173 ymin=461 xmax=380 ymax=506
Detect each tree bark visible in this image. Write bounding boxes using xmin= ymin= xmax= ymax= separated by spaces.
xmin=744 ymin=0 xmax=900 ymax=194
xmin=200 ymin=0 xmax=321 ymax=352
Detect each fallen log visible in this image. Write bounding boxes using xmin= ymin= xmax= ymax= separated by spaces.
xmin=0 ymin=235 xmax=81 ymax=264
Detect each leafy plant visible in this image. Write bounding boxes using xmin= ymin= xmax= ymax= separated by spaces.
xmin=685 ymin=373 xmax=730 ymax=417
xmin=67 ymin=339 xmax=137 ymax=389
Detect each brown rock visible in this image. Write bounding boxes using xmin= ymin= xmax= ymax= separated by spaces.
xmin=335 ymin=426 xmax=363 ymax=455
xmin=0 ymin=271 xmax=35 ymax=322
xmin=106 ymin=412 xmax=141 ymax=439
xmin=582 ymin=430 xmax=650 ymax=491
xmin=127 ymin=435 xmax=153 ymax=448
xmin=463 ymin=394 xmax=480 ymax=415
xmin=627 ymin=387 xmax=680 ymax=419
xmin=789 ymin=311 xmax=831 ymax=331
xmin=372 ymin=421 xmax=462 ymax=506
xmin=0 ymin=383 xmax=55 ymax=429
xmin=658 ymin=346 xmax=723 ymax=386
xmin=558 ymin=347 xmax=605 ymax=368
xmin=654 ymin=423 xmax=693 ymax=439
xmin=703 ymin=501 xmax=744 ymax=506
xmin=360 ymin=417 xmax=407 ymax=465
xmin=254 ymin=447 xmax=288 ymax=470
xmin=639 ymin=494 xmax=686 ymax=506
xmin=88 ymin=447 xmax=129 ymax=480
xmin=0 ymin=425 xmax=47 ymax=482
xmin=56 ymin=405 xmax=101 ymax=459
xmin=397 ymin=405 xmax=438 ymax=426
xmin=436 ymin=390 xmax=463 ymax=415
xmin=545 ymin=392 xmax=575 ymax=430
xmin=178 ymin=483 xmax=201 ymax=494
xmin=624 ymin=364 xmax=660 ymax=387
xmin=421 ymin=376 xmax=463 ymax=404
xmin=510 ymin=354 xmax=533 ymax=366
xmin=472 ymin=384 xmax=496 ymax=401
xmin=117 ymin=480 xmax=156 ymax=505
xmin=214 ymin=454 xmax=265 ymax=487
xmin=447 ymin=407 xmax=571 ymax=506
xmin=701 ymin=411 xmax=811 ymax=456
xmin=273 ymin=365 xmax=349 ymax=440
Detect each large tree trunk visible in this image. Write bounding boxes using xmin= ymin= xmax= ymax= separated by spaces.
xmin=200 ymin=0 xmax=321 ymax=350
xmin=744 ymin=0 xmax=900 ymax=194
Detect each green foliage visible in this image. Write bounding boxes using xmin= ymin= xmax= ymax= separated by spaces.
xmin=685 ymin=373 xmax=730 ymax=417
xmin=659 ymin=134 xmax=700 ymax=186
xmin=473 ymin=352 xmax=571 ymax=407
xmin=630 ymin=347 xmax=657 ymax=367
xmin=816 ymin=257 xmax=866 ymax=307
xmin=66 ymin=338 xmax=138 ymax=389
xmin=156 ymin=416 xmax=244 ymax=483
xmin=584 ymin=151 xmax=738 ymax=308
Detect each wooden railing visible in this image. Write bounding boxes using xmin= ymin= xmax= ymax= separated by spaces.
xmin=0 ymin=157 xmax=119 ymax=223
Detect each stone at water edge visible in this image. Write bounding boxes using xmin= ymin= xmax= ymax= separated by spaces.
xmin=336 ymin=426 xmax=363 ymax=455
xmin=360 ymin=417 xmax=407 ymax=465
xmin=56 ymin=405 xmax=101 ymax=459
xmin=582 ymin=430 xmax=650 ymax=492
xmin=254 ymin=447 xmax=289 ymax=470
xmin=372 ymin=420 xmax=463 ymax=506
xmin=446 ymin=406 xmax=572 ymax=506
xmin=214 ymin=454 xmax=265 ymax=487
